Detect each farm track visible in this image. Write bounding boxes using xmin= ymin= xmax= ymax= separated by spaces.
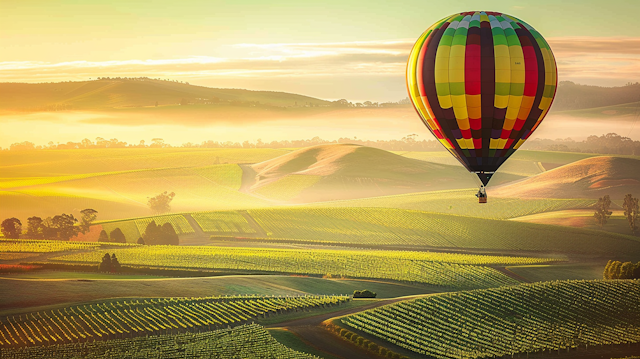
xmin=268 ymin=293 xmax=440 ymax=359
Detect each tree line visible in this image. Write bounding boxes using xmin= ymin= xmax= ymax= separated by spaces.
xmin=525 ymin=133 xmax=640 ymax=156
xmin=1 ymin=209 xmax=98 ymax=240
xmin=593 ymin=194 xmax=639 ymax=234
xmin=6 ymin=134 xmax=442 ymax=152
xmin=603 ymin=260 xmax=640 ymax=279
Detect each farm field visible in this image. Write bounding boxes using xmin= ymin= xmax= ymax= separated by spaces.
xmin=0 ymin=323 xmax=318 ymax=359
xmin=0 ymin=275 xmax=437 ymax=312
xmin=51 ymin=245 xmax=547 ymax=289
xmin=506 ymin=263 xmax=606 ymax=282
xmin=342 ymin=280 xmax=640 ymax=359
xmin=0 ymin=294 xmax=350 ymax=347
xmin=311 ymin=189 xmax=596 ymax=220
xmin=247 ymin=207 xmax=638 ymax=257
xmin=511 ymin=209 xmax=640 ymax=237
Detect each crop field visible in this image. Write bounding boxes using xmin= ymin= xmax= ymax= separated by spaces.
xmin=0 ymin=239 xmax=103 ymax=253
xmin=312 ymin=189 xmax=596 ymax=220
xmin=0 ymin=294 xmax=348 ymax=347
xmin=0 ymin=323 xmax=318 ymax=359
xmin=253 ymin=175 xmax=322 ymax=201
xmin=134 ymin=215 xmax=194 ymax=235
xmin=192 ymin=211 xmax=256 ymax=233
xmin=51 ymin=245 xmax=554 ymax=289
xmin=247 ymin=207 xmax=637 ymax=256
xmin=342 ymin=280 xmax=640 ymax=359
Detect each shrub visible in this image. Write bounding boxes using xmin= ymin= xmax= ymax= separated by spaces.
xmin=353 ymin=289 xmax=377 ymax=298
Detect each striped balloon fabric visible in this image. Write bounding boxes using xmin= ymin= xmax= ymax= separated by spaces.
xmin=407 ymin=11 xmax=557 ymax=185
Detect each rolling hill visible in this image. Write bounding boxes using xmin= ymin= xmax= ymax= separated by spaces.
xmin=246 ymin=144 xmax=484 ymax=202
xmin=492 ymin=156 xmax=640 ymax=199
xmin=0 ymin=79 xmax=331 ymax=111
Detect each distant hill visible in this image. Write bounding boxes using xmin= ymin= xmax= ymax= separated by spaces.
xmin=0 ymin=79 xmax=330 ymax=111
xmin=3 ymin=79 xmax=639 ymax=114
xmin=246 ymin=144 xmax=479 ymax=202
xmin=552 ymin=81 xmax=640 ymax=111
xmin=492 ymin=156 xmax=640 ymax=199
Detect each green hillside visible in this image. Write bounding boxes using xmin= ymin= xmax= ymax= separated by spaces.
xmin=247 ymin=207 xmax=638 ymax=257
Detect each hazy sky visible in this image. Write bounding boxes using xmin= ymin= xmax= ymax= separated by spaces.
xmin=2 ymin=0 xmax=640 ymax=102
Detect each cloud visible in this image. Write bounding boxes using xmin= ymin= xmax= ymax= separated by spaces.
xmin=547 ymin=37 xmax=640 ymax=55
xmin=0 ymin=37 xmax=638 ymax=86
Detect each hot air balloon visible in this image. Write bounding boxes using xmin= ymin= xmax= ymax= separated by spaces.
xmin=406 ymin=11 xmax=557 ymax=203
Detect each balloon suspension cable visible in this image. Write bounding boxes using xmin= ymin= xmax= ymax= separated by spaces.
xmin=471 ymin=172 xmax=490 ymax=203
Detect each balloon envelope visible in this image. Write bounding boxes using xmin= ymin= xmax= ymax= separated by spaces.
xmin=406 ymin=11 xmax=557 ymax=186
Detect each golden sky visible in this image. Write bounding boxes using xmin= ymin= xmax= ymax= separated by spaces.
xmin=2 ymin=0 xmax=640 ymax=102
xmin=1 ymin=0 xmax=640 ymax=147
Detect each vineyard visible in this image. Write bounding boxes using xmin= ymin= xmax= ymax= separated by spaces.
xmin=0 ymin=323 xmax=318 ymax=358
xmin=342 ymin=280 xmax=640 ymax=359
xmin=248 ymin=207 xmax=638 ymax=256
xmin=0 ymin=294 xmax=349 ymax=347
xmin=0 ymin=239 xmax=103 ymax=253
xmin=134 ymin=215 xmax=194 ymax=235
xmin=52 ymin=245 xmax=554 ymax=288
xmin=192 ymin=211 xmax=256 ymax=233
xmin=312 ymin=189 xmax=596 ymax=220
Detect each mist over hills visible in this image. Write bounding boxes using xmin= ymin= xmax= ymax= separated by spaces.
xmin=1 ymin=79 xmax=639 ymax=113
xmin=0 ymin=78 xmax=331 ymax=111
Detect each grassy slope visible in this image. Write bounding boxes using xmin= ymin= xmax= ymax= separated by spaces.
xmin=249 ymin=144 xmax=497 ymax=202
xmin=493 ymin=156 xmax=640 ymax=199
xmin=511 ymin=209 xmax=640 ymax=237
xmin=0 ymin=148 xmax=287 ymax=220
xmin=248 ymin=207 xmax=639 ymax=257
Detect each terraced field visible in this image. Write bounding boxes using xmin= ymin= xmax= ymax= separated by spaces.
xmin=51 ymin=245 xmax=554 ymax=289
xmin=342 ymin=280 xmax=640 ymax=359
xmin=0 ymin=324 xmax=318 ymax=359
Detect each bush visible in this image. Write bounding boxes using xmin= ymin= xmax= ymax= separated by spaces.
xmin=353 ymin=289 xmax=377 ymax=298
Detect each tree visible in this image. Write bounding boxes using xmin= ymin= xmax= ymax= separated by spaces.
xmin=111 ymin=254 xmax=121 ymax=272
xmin=109 ymin=228 xmax=126 ymax=243
xmin=161 ymin=222 xmax=179 ymax=245
xmin=79 ymin=209 xmax=98 ymax=234
xmin=594 ymin=195 xmax=612 ymax=228
xmin=26 ymin=216 xmax=43 ymax=239
xmin=98 ymin=253 xmax=111 ymax=272
xmin=623 ymin=194 xmax=639 ymax=234
xmin=147 ymin=191 xmax=175 ymax=214
xmin=50 ymin=214 xmax=79 ymax=241
xmin=1 ymin=218 xmax=22 ymax=239
xmin=142 ymin=220 xmax=179 ymax=245
xmin=98 ymin=230 xmax=109 ymax=242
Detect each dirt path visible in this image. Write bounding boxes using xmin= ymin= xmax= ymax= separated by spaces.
xmin=238 ymin=164 xmax=257 ymax=193
xmin=239 ymin=210 xmax=268 ymax=236
xmin=495 ymin=266 xmax=532 ymax=283
xmin=269 ymin=293 xmax=438 ymax=359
